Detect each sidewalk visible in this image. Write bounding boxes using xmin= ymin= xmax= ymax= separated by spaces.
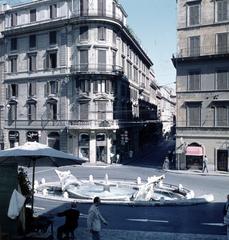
xmin=75 ymin=228 xmax=226 ymax=240
xmin=166 ymin=169 xmax=229 ymax=177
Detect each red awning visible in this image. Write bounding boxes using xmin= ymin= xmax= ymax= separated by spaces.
xmin=185 ymin=146 xmax=204 ymax=156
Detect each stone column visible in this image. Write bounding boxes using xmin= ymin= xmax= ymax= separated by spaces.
xmin=106 ymin=132 xmax=112 ymax=164
xmin=89 ymin=130 xmax=96 ymax=164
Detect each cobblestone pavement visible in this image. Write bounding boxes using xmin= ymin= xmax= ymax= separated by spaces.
xmin=75 ymin=228 xmax=226 ymax=240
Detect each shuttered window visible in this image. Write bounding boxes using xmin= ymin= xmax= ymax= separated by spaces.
xmin=80 ymin=26 xmax=88 ymax=41
xmin=98 ymin=50 xmax=106 ymax=71
xmin=47 ymin=102 xmax=57 ymax=120
xmin=50 ymin=4 xmax=57 ymax=19
xmin=28 ymin=82 xmax=36 ymax=97
xmin=217 ymin=33 xmax=228 ymax=54
xmin=217 ymin=0 xmax=228 ymax=22
xmin=9 ymin=104 xmax=17 ymax=121
xmin=98 ymin=27 xmax=106 ymax=41
xmin=187 ymin=104 xmax=201 ymax=126
xmin=97 ymin=101 xmax=106 ymax=120
xmin=28 ymin=103 xmax=36 ymax=121
xmin=217 ymin=71 xmax=229 ymax=89
xmin=188 ymin=72 xmax=201 ymax=90
xmin=30 ymin=9 xmax=36 ymax=22
xmin=79 ymin=102 xmax=89 ymax=120
xmin=80 ymin=50 xmax=88 ymax=71
xmin=98 ymin=0 xmax=106 ymax=16
xmin=80 ymin=0 xmax=88 ymax=16
xmin=189 ymin=36 xmax=200 ymax=56
xmin=28 ymin=54 xmax=36 ymax=72
xmin=11 ymin=13 xmax=17 ymax=27
xmin=10 ymin=57 xmax=17 ymax=73
xmin=216 ymin=106 xmax=229 ymax=126
xmin=188 ymin=4 xmax=200 ymax=26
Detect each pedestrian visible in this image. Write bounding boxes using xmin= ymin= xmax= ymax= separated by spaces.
xmin=202 ymin=155 xmax=208 ymax=173
xmin=57 ymin=202 xmax=80 ymax=240
xmin=162 ymin=156 xmax=169 ymax=170
xmin=87 ymin=196 xmax=108 ymax=240
xmin=224 ymin=194 xmax=229 ymax=240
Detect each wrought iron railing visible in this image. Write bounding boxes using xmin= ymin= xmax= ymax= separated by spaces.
xmin=174 ymin=45 xmax=229 ymax=58
xmin=71 ymin=64 xmax=123 ymax=74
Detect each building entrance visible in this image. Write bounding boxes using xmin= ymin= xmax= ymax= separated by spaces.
xmin=217 ymin=150 xmax=228 ymax=171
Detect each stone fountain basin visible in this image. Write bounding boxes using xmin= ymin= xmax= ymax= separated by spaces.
xmin=35 ymin=180 xmax=190 ymax=202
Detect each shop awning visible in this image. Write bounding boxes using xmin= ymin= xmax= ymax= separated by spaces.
xmin=185 ymin=146 xmax=204 ymax=156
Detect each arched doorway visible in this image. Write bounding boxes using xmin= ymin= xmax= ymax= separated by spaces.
xmin=48 ymin=132 xmax=60 ymax=150
xmin=79 ymin=133 xmax=89 ymax=160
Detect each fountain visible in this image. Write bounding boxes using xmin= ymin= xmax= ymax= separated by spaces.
xmin=35 ymin=170 xmax=214 ymax=205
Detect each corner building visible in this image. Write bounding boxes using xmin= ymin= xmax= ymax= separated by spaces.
xmin=173 ymin=0 xmax=229 ymax=171
xmin=2 ymin=0 xmax=156 ymax=164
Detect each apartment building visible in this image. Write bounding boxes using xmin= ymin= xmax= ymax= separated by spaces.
xmin=173 ymin=0 xmax=229 ymax=171
xmin=1 ymin=0 xmax=157 ymax=164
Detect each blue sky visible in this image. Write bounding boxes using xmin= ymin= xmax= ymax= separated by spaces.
xmin=119 ymin=0 xmax=177 ymax=88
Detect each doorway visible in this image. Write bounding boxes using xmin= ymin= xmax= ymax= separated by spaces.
xmin=217 ymin=150 xmax=228 ymax=171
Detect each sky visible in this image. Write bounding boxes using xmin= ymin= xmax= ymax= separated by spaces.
xmin=2 ymin=0 xmax=177 ymax=88
xmin=119 ymin=0 xmax=177 ymax=88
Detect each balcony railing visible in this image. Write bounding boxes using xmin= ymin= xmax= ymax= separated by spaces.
xmin=71 ymin=10 xmax=124 ymax=24
xmin=71 ymin=64 xmax=123 ymax=75
xmin=174 ymin=45 xmax=229 ymax=58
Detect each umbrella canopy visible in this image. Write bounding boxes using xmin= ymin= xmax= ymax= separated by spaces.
xmin=0 ymin=141 xmax=86 ymax=213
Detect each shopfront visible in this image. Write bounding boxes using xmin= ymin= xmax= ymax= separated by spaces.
xmin=185 ymin=143 xmax=204 ymax=170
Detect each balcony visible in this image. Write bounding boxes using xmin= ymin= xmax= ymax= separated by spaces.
xmin=173 ymin=45 xmax=229 ymax=63
xmin=71 ymin=64 xmax=123 ymax=75
xmin=70 ymin=10 xmax=124 ymax=25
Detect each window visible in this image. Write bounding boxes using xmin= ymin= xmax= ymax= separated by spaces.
xmin=216 ymin=106 xmax=229 ymax=126
xmin=112 ymin=51 xmax=116 ymax=69
xmin=97 ymin=101 xmax=107 ymax=120
xmin=98 ymin=27 xmax=106 ymax=41
xmin=217 ymin=33 xmax=228 ymax=54
xmin=28 ymin=102 xmax=36 ymax=121
xmin=98 ymin=49 xmax=106 ymax=71
xmin=8 ymin=104 xmax=17 ymax=121
xmin=7 ymin=84 xmax=18 ymax=98
xmin=28 ymin=54 xmax=36 ymax=72
xmin=217 ymin=0 xmax=228 ymax=22
xmin=79 ymin=102 xmax=88 ymax=120
xmin=216 ymin=71 xmax=229 ymax=89
xmin=50 ymin=4 xmax=57 ymax=19
xmin=187 ymin=103 xmax=201 ymax=126
xmin=78 ymin=79 xmax=90 ymax=93
xmin=112 ymin=1 xmax=116 ymax=18
xmin=48 ymin=132 xmax=60 ymax=150
xmin=113 ymin=31 xmax=117 ymax=45
xmin=49 ymin=31 xmax=57 ymax=45
xmin=11 ymin=13 xmax=17 ymax=27
xmin=9 ymin=56 xmax=17 ymax=73
xmin=28 ymin=82 xmax=36 ymax=97
xmin=80 ymin=0 xmax=88 ymax=16
xmin=189 ymin=36 xmax=200 ymax=56
xmin=11 ymin=38 xmax=17 ymax=51
xmin=188 ymin=71 xmax=201 ymax=90
xmin=134 ymin=67 xmax=138 ymax=82
xmin=80 ymin=50 xmax=88 ymax=71
xmin=46 ymin=51 xmax=57 ymax=69
xmin=127 ymin=61 xmax=132 ymax=79
xmin=29 ymin=35 xmax=36 ymax=49
xmin=30 ymin=9 xmax=36 ymax=22
xmin=80 ymin=26 xmax=88 ymax=41
xmin=98 ymin=0 xmax=106 ymax=16
xmin=188 ymin=4 xmax=200 ymax=26
xmin=50 ymin=81 xmax=58 ymax=94
xmin=47 ymin=101 xmax=57 ymax=120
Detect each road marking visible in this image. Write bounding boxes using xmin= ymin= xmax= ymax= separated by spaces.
xmin=201 ymin=223 xmax=225 ymax=227
xmin=127 ymin=218 xmax=168 ymax=223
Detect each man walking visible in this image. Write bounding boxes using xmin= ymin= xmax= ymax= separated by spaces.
xmin=87 ymin=197 xmax=108 ymax=240
xmin=202 ymin=155 xmax=208 ymax=173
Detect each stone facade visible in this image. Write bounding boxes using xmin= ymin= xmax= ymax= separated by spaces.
xmin=0 ymin=0 xmax=157 ymax=164
xmin=173 ymin=0 xmax=229 ymax=171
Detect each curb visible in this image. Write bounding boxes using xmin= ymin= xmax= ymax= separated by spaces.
xmin=166 ymin=170 xmax=229 ymax=177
